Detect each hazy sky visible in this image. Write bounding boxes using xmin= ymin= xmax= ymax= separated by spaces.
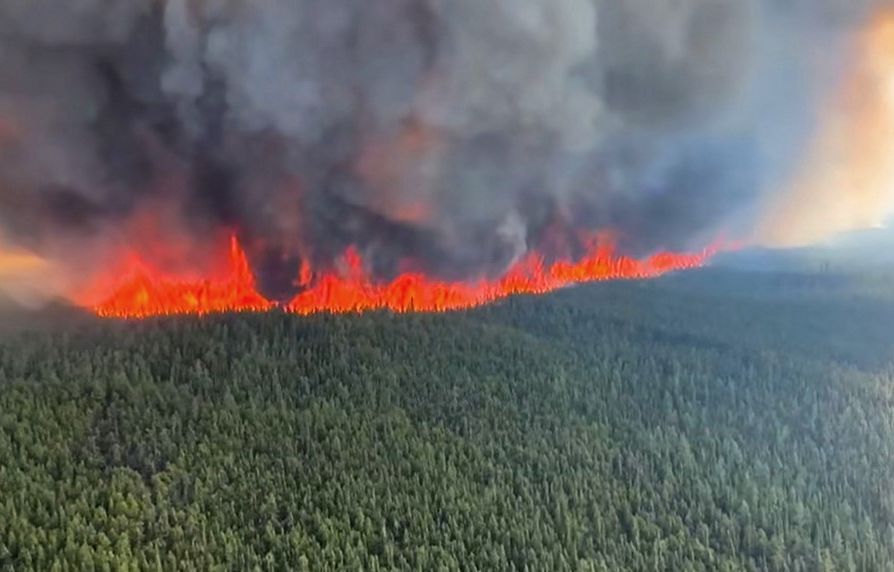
xmin=1 ymin=0 xmax=893 ymax=303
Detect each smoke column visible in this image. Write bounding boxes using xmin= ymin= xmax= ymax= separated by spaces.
xmin=0 ymin=0 xmax=890 ymax=306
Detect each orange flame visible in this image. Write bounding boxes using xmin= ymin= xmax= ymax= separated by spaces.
xmin=90 ymin=236 xmax=273 ymax=318
xmin=286 ymin=239 xmax=714 ymax=315
xmin=86 ymin=235 xmax=714 ymax=319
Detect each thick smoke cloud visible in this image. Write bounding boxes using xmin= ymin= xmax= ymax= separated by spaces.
xmin=0 ymin=0 xmax=886 ymax=298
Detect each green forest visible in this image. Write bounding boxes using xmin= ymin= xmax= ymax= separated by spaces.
xmin=1 ymin=268 xmax=893 ymax=571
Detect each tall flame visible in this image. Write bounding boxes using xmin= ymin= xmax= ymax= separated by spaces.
xmin=85 ymin=236 xmax=713 ymax=319
xmin=90 ymin=236 xmax=273 ymax=318
xmin=285 ymin=242 xmax=713 ymax=315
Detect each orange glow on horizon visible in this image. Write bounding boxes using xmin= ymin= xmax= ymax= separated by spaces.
xmin=0 ymin=249 xmax=49 ymax=275
xmin=0 ymin=241 xmax=66 ymax=307
xmin=759 ymin=9 xmax=894 ymax=246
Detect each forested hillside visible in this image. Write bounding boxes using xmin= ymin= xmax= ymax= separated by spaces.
xmin=1 ymin=269 xmax=893 ymax=571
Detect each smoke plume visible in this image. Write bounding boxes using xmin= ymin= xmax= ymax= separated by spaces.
xmin=0 ymin=0 xmax=890 ymax=301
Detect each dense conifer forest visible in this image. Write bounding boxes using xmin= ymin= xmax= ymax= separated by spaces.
xmin=1 ymin=268 xmax=893 ymax=571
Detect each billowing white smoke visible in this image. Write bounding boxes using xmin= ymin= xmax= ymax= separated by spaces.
xmin=0 ymin=0 xmax=887 ymax=299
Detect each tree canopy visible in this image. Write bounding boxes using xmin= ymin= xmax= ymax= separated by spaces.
xmin=1 ymin=269 xmax=892 ymax=571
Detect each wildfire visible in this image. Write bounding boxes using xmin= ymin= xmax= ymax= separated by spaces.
xmin=87 ymin=235 xmax=714 ymax=318
xmin=90 ymin=236 xmax=273 ymax=319
xmin=286 ymin=242 xmax=712 ymax=315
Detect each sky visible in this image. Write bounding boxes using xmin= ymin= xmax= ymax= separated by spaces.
xmin=1 ymin=0 xmax=894 ymax=304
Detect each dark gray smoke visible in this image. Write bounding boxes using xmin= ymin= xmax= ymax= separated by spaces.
xmin=0 ymin=0 xmax=885 ymax=298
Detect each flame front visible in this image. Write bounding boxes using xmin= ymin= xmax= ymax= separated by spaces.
xmin=90 ymin=236 xmax=273 ymax=319
xmin=84 ymin=235 xmax=714 ymax=319
xmin=286 ymin=244 xmax=712 ymax=315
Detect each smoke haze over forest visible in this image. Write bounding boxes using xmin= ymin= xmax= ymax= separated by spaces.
xmin=1 ymin=0 xmax=893 ymax=304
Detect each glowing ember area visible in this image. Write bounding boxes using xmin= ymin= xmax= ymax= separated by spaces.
xmin=286 ymin=243 xmax=714 ymax=315
xmin=91 ymin=236 xmax=273 ymax=318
